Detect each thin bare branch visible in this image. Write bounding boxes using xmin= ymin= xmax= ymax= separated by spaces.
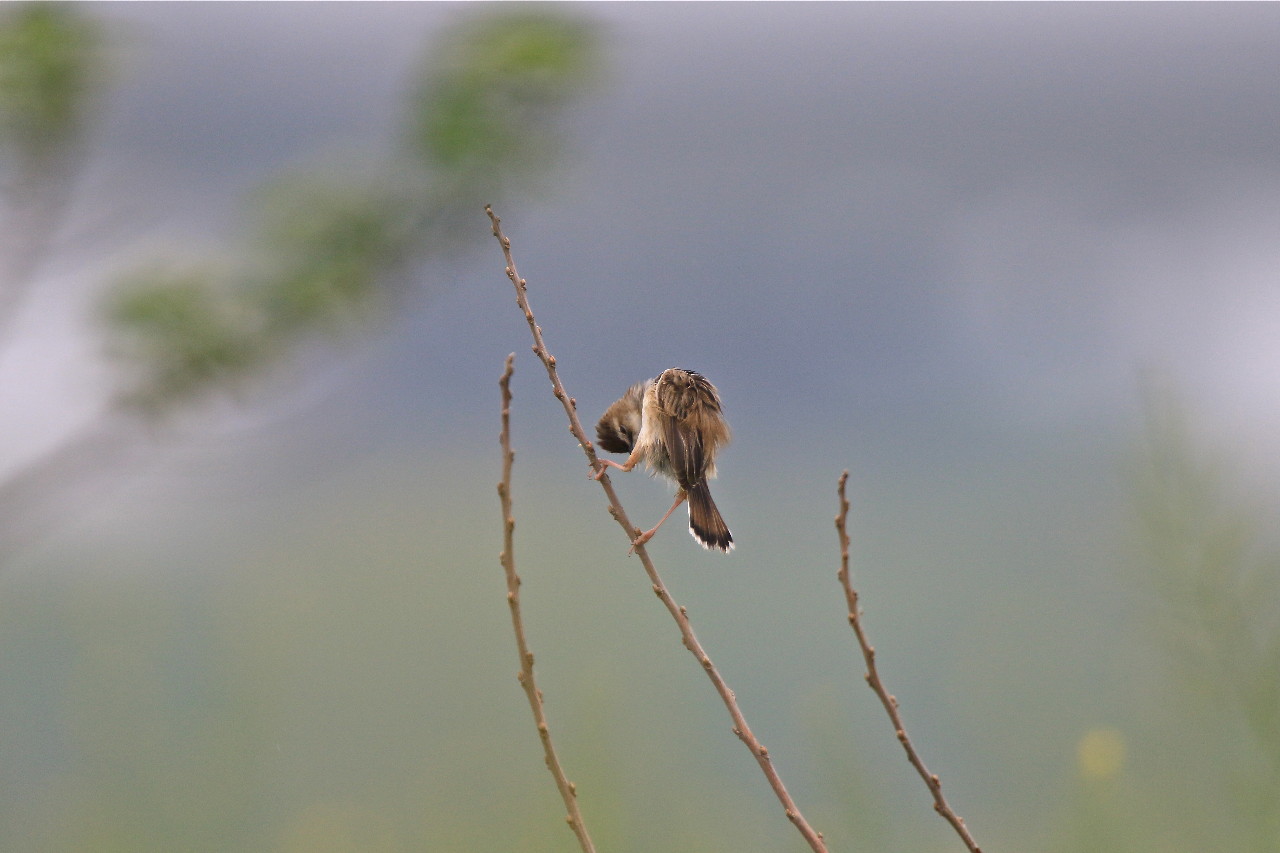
xmin=835 ymin=471 xmax=982 ymax=853
xmin=497 ymin=353 xmax=597 ymax=853
xmin=487 ymin=205 xmax=828 ymax=853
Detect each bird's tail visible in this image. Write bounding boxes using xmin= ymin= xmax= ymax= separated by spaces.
xmin=687 ymin=480 xmax=733 ymax=553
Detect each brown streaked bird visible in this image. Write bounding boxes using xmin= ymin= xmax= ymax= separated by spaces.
xmin=593 ymin=368 xmax=733 ymax=553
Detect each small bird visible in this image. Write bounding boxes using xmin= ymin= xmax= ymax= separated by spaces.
xmin=592 ymin=368 xmax=733 ymax=552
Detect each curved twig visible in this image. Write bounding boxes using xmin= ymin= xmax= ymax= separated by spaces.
xmin=835 ymin=471 xmax=982 ymax=853
xmin=497 ymin=354 xmax=597 ymax=853
xmin=487 ymin=206 xmax=828 ymax=853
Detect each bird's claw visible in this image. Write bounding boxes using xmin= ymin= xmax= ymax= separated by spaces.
xmin=627 ymin=529 xmax=655 ymax=555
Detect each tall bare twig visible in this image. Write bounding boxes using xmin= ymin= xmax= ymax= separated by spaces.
xmin=486 ymin=205 xmax=828 ymax=853
xmin=497 ymin=353 xmax=597 ymax=853
xmin=835 ymin=471 xmax=982 ymax=853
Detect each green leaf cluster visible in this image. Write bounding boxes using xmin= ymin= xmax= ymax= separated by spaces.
xmin=92 ymin=8 xmax=599 ymax=415
xmin=0 ymin=2 xmax=101 ymax=164
xmin=105 ymin=268 xmax=268 ymax=409
xmin=251 ymin=177 xmax=415 ymax=334
xmin=409 ymin=12 xmax=599 ymax=182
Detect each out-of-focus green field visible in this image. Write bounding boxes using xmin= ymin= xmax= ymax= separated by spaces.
xmin=2 ymin=416 xmax=1273 ymax=852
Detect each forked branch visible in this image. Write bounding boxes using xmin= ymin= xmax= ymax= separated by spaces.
xmin=836 ymin=471 xmax=982 ymax=853
xmin=487 ymin=206 xmax=828 ymax=852
xmin=498 ymin=354 xmax=597 ymax=853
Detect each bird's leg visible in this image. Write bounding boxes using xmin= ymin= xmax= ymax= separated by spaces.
xmin=629 ymin=490 xmax=687 ymax=554
xmin=592 ymin=447 xmax=642 ymax=480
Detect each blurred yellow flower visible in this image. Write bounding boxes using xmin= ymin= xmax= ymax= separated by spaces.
xmin=1076 ymin=727 xmax=1126 ymax=781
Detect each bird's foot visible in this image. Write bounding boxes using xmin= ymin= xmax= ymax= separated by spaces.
xmin=627 ymin=528 xmax=656 ymax=555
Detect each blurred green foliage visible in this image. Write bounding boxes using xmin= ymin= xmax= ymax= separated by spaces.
xmin=408 ymin=12 xmax=599 ymax=183
xmin=251 ymin=177 xmax=415 ymax=334
xmin=87 ymin=6 xmax=599 ymax=415
xmin=1132 ymin=390 xmax=1280 ymax=850
xmin=0 ymin=2 xmax=101 ymax=165
xmin=0 ymin=2 xmax=107 ymax=334
xmin=105 ymin=268 xmax=269 ymax=410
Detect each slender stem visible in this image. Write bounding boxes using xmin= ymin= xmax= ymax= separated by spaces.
xmin=486 ymin=205 xmax=827 ymax=852
xmin=835 ymin=471 xmax=982 ymax=853
xmin=498 ymin=353 xmax=597 ymax=853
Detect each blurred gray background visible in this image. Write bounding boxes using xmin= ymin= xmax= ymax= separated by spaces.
xmin=2 ymin=3 xmax=1279 ymax=851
